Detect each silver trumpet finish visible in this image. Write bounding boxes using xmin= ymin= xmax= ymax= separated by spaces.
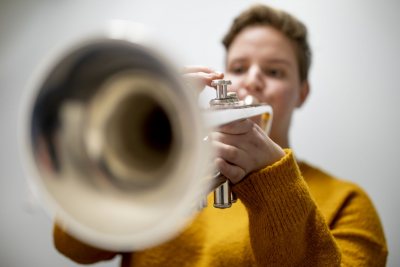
xmin=20 ymin=21 xmax=272 ymax=252
xmin=210 ymin=80 xmax=237 ymax=209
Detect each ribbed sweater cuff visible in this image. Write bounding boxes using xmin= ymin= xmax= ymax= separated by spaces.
xmin=233 ymin=149 xmax=313 ymax=233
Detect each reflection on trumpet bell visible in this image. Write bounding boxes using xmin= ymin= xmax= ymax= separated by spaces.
xmin=85 ymin=71 xmax=180 ymax=189
xmin=21 ymin=20 xmax=272 ymax=251
xmin=22 ymin=22 xmax=211 ymax=251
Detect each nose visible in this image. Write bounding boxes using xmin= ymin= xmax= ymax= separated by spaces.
xmin=241 ymin=65 xmax=264 ymax=98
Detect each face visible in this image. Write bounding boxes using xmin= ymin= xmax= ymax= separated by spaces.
xmin=225 ymin=25 xmax=309 ymax=147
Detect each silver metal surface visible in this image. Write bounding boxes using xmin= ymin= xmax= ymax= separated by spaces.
xmin=21 ymin=22 xmax=213 ymax=251
xmin=209 ymin=80 xmax=235 ymax=209
xmin=213 ymin=180 xmax=232 ymax=209
xmin=211 ymin=79 xmax=231 ymax=99
xmin=21 ymin=23 xmax=273 ymax=251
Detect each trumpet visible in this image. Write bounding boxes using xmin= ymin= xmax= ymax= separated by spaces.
xmin=20 ymin=21 xmax=272 ymax=251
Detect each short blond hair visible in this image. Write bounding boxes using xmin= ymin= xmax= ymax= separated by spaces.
xmin=223 ymin=4 xmax=311 ymax=82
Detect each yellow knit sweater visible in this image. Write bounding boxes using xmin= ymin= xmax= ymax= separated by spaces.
xmin=54 ymin=150 xmax=388 ymax=266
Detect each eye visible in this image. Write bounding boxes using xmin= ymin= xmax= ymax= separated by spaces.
xmin=228 ymin=64 xmax=247 ymax=75
xmin=264 ymin=68 xmax=285 ymax=78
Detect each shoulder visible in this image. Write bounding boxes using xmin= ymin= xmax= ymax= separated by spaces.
xmin=299 ymin=161 xmax=387 ymax=260
xmin=300 ymin=162 xmax=363 ymax=197
xmin=299 ymin=161 xmax=377 ymax=226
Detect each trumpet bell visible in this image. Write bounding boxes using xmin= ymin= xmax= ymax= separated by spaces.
xmin=20 ymin=22 xmax=211 ymax=251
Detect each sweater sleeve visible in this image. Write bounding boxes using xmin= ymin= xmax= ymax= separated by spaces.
xmin=53 ymin=223 xmax=119 ymax=264
xmin=232 ymin=149 xmax=387 ymax=267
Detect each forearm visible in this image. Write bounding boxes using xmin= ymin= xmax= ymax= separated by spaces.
xmin=233 ymin=150 xmax=341 ymax=266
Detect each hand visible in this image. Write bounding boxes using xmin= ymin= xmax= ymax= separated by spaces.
xmin=211 ymin=119 xmax=285 ymax=184
xmin=181 ymin=65 xmax=224 ymax=92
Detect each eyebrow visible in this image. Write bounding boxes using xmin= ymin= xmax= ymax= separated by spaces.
xmin=265 ymin=59 xmax=292 ymax=66
xmin=228 ymin=57 xmax=293 ymax=67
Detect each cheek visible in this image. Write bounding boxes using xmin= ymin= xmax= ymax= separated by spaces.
xmin=224 ymin=74 xmax=242 ymax=91
xmin=265 ymin=84 xmax=299 ymax=114
xmin=224 ymin=75 xmax=249 ymax=99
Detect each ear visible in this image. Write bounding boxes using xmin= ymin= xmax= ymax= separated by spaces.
xmin=296 ymin=80 xmax=310 ymax=108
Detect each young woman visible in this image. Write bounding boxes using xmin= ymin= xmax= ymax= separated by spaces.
xmin=54 ymin=4 xmax=387 ymax=266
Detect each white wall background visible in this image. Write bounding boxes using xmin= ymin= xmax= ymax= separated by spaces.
xmin=1 ymin=0 xmax=399 ymax=266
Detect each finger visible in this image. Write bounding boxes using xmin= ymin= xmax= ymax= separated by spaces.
xmin=212 ymin=140 xmax=250 ymax=168
xmin=181 ymin=65 xmax=219 ymax=74
xmin=211 ymin=131 xmax=250 ymax=152
xmin=212 ymin=123 xmax=268 ymax=151
xmin=183 ymin=72 xmax=224 ymax=87
xmin=218 ymin=119 xmax=254 ymax=135
xmin=215 ymin=158 xmax=246 ymax=184
xmin=253 ymin=123 xmax=268 ymax=139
